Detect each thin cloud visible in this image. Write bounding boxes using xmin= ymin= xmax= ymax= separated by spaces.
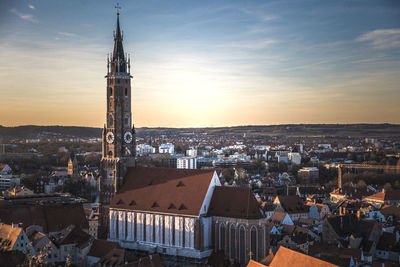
xmin=224 ymin=39 xmax=278 ymax=50
xmin=57 ymin=31 xmax=78 ymax=38
xmin=356 ymin=29 xmax=400 ymax=49
xmin=28 ymin=4 xmax=35 ymax=10
xmin=9 ymin=8 xmax=38 ymax=23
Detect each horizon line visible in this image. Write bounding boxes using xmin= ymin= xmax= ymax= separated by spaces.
xmin=1 ymin=122 xmax=399 ymax=129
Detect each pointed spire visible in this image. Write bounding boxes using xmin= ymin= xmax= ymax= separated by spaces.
xmin=111 ymin=4 xmax=126 ymax=73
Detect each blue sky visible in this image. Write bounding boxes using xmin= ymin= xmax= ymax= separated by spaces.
xmin=0 ymin=0 xmax=399 ymax=127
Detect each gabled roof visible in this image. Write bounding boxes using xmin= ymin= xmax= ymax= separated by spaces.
xmin=88 ymin=239 xmax=121 ymax=258
xmin=269 ymin=211 xmax=288 ymax=225
xmin=268 ymin=246 xmax=339 ymax=267
xmin=207 ymin=186 xmax=263 ymax=219
xmin=326 ymin=214 xmax=378 ymax=243
xmin=54 ymin=225 xmax=92 ymax=248
xmin=366 ymin=190 xmax=400 ymax=201
xmin=0 ymin=203 xmax=89 ymax=232
xmin=275 ymin=195 xmax=308 ymax=214
xmin=111 ymin=167 xmax=215 ymax=216
xmin=309 ymin=243 xmax=362 ymax=261
xmin=0 ymin=224 xmax=22 ymax=251
xmin=380 ymin=205 xmax=400 ymax=218
xmin=377 ymin=232 xmax=400 ymax=252
xmin=247 ymin=260 xmax=266 ymax=266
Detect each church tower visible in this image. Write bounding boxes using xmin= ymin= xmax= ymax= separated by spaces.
xmin=99 ymin=8 xmax=136 ymax=231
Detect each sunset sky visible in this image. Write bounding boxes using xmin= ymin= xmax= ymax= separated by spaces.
xmin=0 ymin=0 xmax=399 ymax=127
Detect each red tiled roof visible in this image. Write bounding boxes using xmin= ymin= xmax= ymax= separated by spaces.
xmin=88 ymin=239 xmax=121 ymax=258
xmin=207 ymin=186 xmax=263 ymax=219
xmin=247 ymin=260 xmax=266 ymax=266
xmin=269 ymin=211 xmax=288 ymax=225
xmin=111 ymin=167 xmax=215 ymax=216
xmin=0 ymin=224 xmax=22 ymax=251
xmin=380 ymin=205 xmax=400 ymax=218
xmin=0 ymin=203 xmax=89 ymax=232
xmin=366 ymin=190 xmax=400 ymax=201
xmin=276 ymin=195 xmax=308 ymax=214
xmin=269 ymin=246 xmax=339 ymax=267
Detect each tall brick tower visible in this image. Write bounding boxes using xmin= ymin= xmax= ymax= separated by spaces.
xmin=99 ymin=6 xmax=136 ymax=236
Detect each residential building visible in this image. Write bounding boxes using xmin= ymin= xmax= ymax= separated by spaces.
xmin=288 ymin=152 xmax=301 ymax=165
xmin=186 ymin=148 xmax=198 ymax=157
xmin=363 ymin=189 xmax=400 ymax=207
xmin=297 ymin=167 xmax=319 ymax=184
xmin=322 ymin=214 xmax=381 ymax=261
xmin=0 ymin=223 xmax=34 ymax=255
xmin=159 ymin=143 xmax=174 ymax=154
xmin=136 ymin=144 xmax=156 ymax=156
xmin=177 ymin=156 xmax=197 ymax=169
xmin=273 ymin=195 xmax=309 ymax=221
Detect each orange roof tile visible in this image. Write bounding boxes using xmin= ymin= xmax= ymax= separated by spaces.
xmin=268 ymin=246 xmax=339 ymax=267
xmin=111 ymin=167 xmax=215 ymax=216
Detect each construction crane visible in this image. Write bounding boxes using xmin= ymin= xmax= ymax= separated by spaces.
xmin=335 ymin=163 xmax=400 ymax=189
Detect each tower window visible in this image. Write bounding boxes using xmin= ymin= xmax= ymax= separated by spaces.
xmin=109 ymin=87 xmax=112 ymax=95
xmin=117 ymin=80 xmax=120 ymax=84
xmin=108 ymin=151 xmax=113 ymax=157
xmin=125 ymin=88 xmax=128 ymax=96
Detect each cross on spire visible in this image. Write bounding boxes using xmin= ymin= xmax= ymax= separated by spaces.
xmin=115 ymin=3 xmax=121 ymax=15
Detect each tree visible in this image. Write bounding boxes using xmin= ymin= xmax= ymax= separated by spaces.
xmin=384 ymin=182 xmax=392 ymax=191
xmin=356 ymin=180 xmax=367 ymax=188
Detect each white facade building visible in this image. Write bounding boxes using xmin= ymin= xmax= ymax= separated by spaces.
xmin=177 ymin=157 xmax=197 ymax=169
xmin=159 ymin=143 xmax=174 ymax=154
xmin=109 ymin=168 xmax=220 ymax=260
xmin=186 ymin=148 xmax=198 ymax=157
xmin=288 ymin=152 xmax=301 ymax=165
xmin=136 ymin=144 xmax=156 ymax=156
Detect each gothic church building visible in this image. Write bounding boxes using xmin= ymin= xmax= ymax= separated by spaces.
xmin=100 ymin=11 xmax=270 ymax=265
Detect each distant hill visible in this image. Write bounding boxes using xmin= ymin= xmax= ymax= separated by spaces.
xmin=0 ymin=124 xmax=400 ymax=140
xmin=0 ymin=125 xmax=102 ymax=139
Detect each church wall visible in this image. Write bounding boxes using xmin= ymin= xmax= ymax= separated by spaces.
xmin=212 ymin=216 xmax=270 ymax=263
xmin=108 ymin=209 xmax=213 ymax=259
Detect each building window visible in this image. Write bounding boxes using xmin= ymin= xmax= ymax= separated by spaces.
xmin=251 ymin=227 xmax=257 ymax=260
xmin=239 ymin=226 xmax=246 ymax=264
xmin=230 ymin=225 xmax=235 ymax=260
xmin=220 ymin=223 xmax=226 ymax=250
xmin=125 ymin=88 xmax=128 ymax=96
xmin=109 ymin=87 xmax=112 ymax=95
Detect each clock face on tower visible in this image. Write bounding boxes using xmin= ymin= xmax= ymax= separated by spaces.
xmin=124 ymin=131 xmax=133 ymax=144
xmin=106 ymin=132 xmax=115 ymax=144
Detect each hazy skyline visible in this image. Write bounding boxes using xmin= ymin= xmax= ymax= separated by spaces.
xmin=0 ymin=0 xmax=399 ymax=127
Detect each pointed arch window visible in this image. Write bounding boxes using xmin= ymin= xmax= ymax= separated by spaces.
xmin=230 ymin=225 xmax=235 ymax=260
xmin=219 ymin=223 xmax=226 ymax=251
xmin=239 ymin=226 xmax=246 ymax=264
xmin=250 ymin=227 xmax=257 ymax=260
